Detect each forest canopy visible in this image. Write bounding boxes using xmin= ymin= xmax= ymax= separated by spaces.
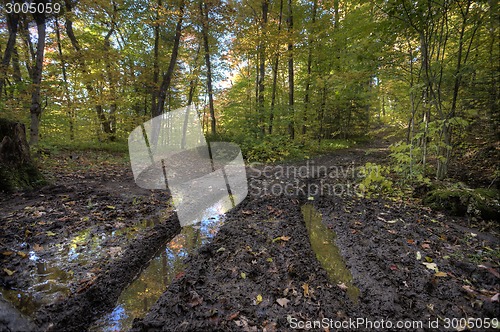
xmin=0 ymin=0 xmax=498 ymax=179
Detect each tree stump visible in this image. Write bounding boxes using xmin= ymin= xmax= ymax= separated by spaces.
xmin=0 ymin=118 xmax=44 ymax=192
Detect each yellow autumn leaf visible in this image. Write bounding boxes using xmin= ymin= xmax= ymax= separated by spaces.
xmin=46 ymin=231 xmax=57 ymax=237
xmin=241 ymin=272 xmax=246 ymax=279
xmin=256 ymin=294 xmax=263 ymax=305
xmin=302 ymin=283 xmax=309 ymax=297
xmin=434 ymin=271 xmax=447 ymax=277
xmin=3 ymin=268 xmax=15 ymax=276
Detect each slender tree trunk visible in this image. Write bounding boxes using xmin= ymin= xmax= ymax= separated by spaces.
xmin=287 ymin=0 xmax=294 ymax=140
xmin=200 ymin=0 xmax=216 ymax=135
xmin=55 ymin=18 xmax=74 ymax=140
xmin=104 ymin=29 xmax=117 ymax=141
xmin=303 ymin=0 xmax=317 ymax=136
xmin=156 ymin=0 xmax=185 ymax=117
xmin=12 ymin=47 xmax=21 ymax=84
xmin=29 ymin=10 xmax=47 ymax=145
xmin=269 ymin=0 xmax=283 ymax=135
xmin=488 ymin=0 xmax=499 ymax=139
xmin=187 ymin=45 xmax=201 ymax=105
xmin=0 ymin=12 xmax=19 ymax=96
xmin=151 ymin=0 xmax=161 ymax=117
xmin=258 ymin=0 xmax=268 ymax=136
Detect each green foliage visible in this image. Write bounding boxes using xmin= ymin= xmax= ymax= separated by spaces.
xmin=389 ymin=141 xmax=430 ymax=185
xmin=357 ymin=162 xmax=394 ymax=198
xmin=423 ymin=184 xmax=500 ymax=220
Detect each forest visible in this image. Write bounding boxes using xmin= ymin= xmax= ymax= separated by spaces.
xmin=0 ymin=0 xmax=498 ymax=331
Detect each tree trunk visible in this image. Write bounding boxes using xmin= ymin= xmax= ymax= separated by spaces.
xmin=151 ymin=0 xmax=161 ymax=117
xmin=29 ymin=9 xmax=47 ymax=145
xmin=269 ymin=0 xmax=283 ymax=135
xmin=200 ymin=0 xmax=216 ymax=135
xmin=303 ymin=0 xmax=317 ymax=136
xmin=258 ymin=0 xmax=268 ymax=136
xmin=0 ymin=119 xmax=44 ymax=191
xmin=55 ymin=18 xmax=74 ymax=140
xmin=155 ymin=0 xmax=185 ymax=117
xmin=287 ymin=0 xmax=294 ymax=140
xmin=0 ymin=12 xmax=19 ymax=97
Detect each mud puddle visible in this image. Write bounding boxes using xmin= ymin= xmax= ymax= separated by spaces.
xmin=0 ymin=217 xmax=161 ymax=317
xmin=89 ymin=201 xmax=229 ymax=332
xmin=301 ymin=204 xmax=360 ymax=302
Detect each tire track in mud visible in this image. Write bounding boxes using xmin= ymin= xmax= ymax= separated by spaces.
xmin=34 ymin=214 xmax=181 ymax=332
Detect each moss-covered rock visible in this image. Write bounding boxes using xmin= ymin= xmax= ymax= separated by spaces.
xmin=0 ymin=118 xmax=45 ymax=192
xmin=423 ymin=183 xmax=500 ymax=220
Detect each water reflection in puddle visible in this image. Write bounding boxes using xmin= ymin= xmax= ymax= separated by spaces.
xmin=301 ymin=204 xmax=360 ymax=302
xmin=0 ymin=260 xmax=72 ymax=316
xmin=0 ymin=216 xmax=162 ymax=317
xmin=90 ymin=202 xmax=228 ymax=332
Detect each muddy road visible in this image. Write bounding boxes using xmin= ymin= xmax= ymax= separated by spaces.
xmin=1 ymin=145 xmax=498 ymax=331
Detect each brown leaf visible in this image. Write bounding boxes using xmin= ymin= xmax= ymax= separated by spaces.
xmin=276 ymin=298 xmax=290 ymax=308
xmin=17 ymin=251 xmax=27 ymax=258
xmin=188 ymin=291 xmax=203 ymax=307
xmin=33 ymin=244 xmax=43 ymax=252
xmin=478 ymin=264 xmax=500 ymax=279
xmin=302 ymin=283 xmax=309 ymax=297
xmin=242 ymin=210 xmax=253 ymax=215
xmin=421 ymin=243 xmax=430 ymax=249
xmin=434 ymin=271 xmax=447 ymax=277
xmin=2 ymin=251 xmax=14 ymax=256
xmin=227 ymin=311 xmax=240 ymax=321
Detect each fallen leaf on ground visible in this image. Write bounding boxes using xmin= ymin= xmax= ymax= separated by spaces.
xmin=276 ymin=298 xmax=290 ymax=307
xmin=46 ymin=231 xmax=57 ymax=237
xmin=2 ymin=251 xmax=14 ymax=256
xmin=491 ymin=293 xmax=499 ymax=302
xmin=422 ymin=262 xmax=438 ymax=272
xmin=416 ymin=251 xmax=422 ymax=260
xmin=478 ymin=265 xmax=500 ymax=279
xmin=434 ymin=271 xmax=447 ymax=277
xmin=337 ymin=282 xmax=348 ymax=290
xmin=17 ymin=251 xmax=27 ymax=258
xmin=421 ymin=243 xmax=430 ymax=249
xmin=256 ymin=294 xmax=263 ymax=305
xmin=241 ymin=272 xmax=246 ymax=279
xmin=188 ymin=291 xmax=203 ymax=307
xmin=3 ymin=268 xmax=15 ymax=276
xmin=33 ymin=243 xmax=43 ymax=251
xmin=302 ymin=283 xmax=309 ymax=297
xmin=227 ymin=311 xmax=240 ymax=320
xmin=272 ymin=236 xmax=290 ymax=242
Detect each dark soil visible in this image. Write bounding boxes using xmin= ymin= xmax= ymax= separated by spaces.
xmin=1 ymin=142 xmax=499 ymax=331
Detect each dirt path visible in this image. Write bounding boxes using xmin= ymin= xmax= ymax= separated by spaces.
xmin=1 ymin=142 xmax=499 ymax=331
